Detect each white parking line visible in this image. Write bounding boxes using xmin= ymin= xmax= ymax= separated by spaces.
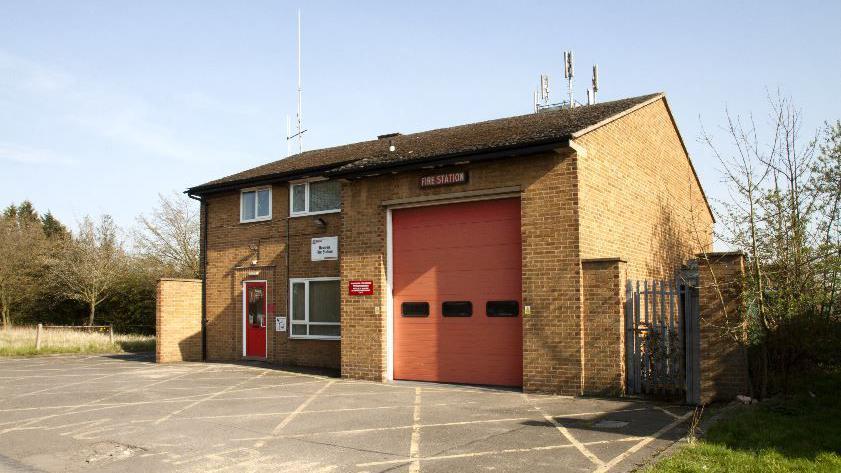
xmin=409 ymin=387 xmax=422 ymax=473
xmin=593 ymin=410 xmax=693 ymax=473
xmin=0 ymin=365 xmax=214 ymax=433
xmin=531 ymin=402 xmax=605 ymax=467
xmin=153 ymin=371 xmax=268 ymax=425
xmin=357 ymin=437 xmax=641 ymax=468
xmin=251 ymin=379 xmax=336 ymax=448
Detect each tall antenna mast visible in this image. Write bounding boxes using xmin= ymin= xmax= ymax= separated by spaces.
xmin=296 ymin=8 xmax=303 ymax=154
xmin=286 ymin=115 xmax=292 ymax=157
xmin=563 ymin=50 xmax=574 ymax=108
xmin=591 ymin=64 xmax=599 ymax=104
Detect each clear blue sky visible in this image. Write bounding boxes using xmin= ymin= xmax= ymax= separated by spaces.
xmin=2 ymin=1 xmax=839 ymax=238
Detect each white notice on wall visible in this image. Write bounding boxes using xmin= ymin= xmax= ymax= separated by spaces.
xmin=311 ymin=236 xmax=338 ymax=261
xmin=275 ymin=316 xmax=287 ymax=332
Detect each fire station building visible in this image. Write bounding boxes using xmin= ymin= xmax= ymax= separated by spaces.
xmin=183 ymin=93 xmax=714 ymax=395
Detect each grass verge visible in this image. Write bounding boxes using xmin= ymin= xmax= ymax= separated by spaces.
xmin=647 ymin=371 xmax=841 ymax=472
xmin=0 ymin=326 xmax=154 ymax=356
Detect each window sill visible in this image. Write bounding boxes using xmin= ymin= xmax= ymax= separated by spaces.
xmin=240 ymin=216 xmax=272 ymax=224
xmin=289 ymin=209 xmax=341 ymax=218
xmin=289 ymin=335 xmax=341 ymax=341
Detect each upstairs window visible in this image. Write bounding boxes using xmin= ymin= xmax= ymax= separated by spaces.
xmin=290 ymin=180 xmax=341 ymax=216
xmin=241 ymin=187 xmax=272 ymax=223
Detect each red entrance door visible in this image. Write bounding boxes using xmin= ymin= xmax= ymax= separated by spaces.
xmin=244 ymin=281 xmax=267 ymax=358
xmin=393 ymin=198 xmax=523 ymax=386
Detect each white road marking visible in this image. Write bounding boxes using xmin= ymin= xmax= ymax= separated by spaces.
xmin=0 ymin=365 xmax=214 ymax=434
xmin=409 ymin=387 xmax=422 ymax=473
xmin=251 ymin=379 xmax=337 ymax=448
xmin=526 ymin=395 xmax=605 ymax=467
xmin=183 ymin=400 xmax=461 ymax=421
xmin=153 ymin=371 xmax=268 ymax=425
xmin=652 ymin=405 xmax=682 ymax=419
xmin=593 ymin=410 xmax=693 ymax=473
xmin=357 ymin=437 xmax=641 ymax=467
xmin=228 ymin=407 xmax=653 ymax=441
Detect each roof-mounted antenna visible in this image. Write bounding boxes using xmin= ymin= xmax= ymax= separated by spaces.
xmin=563 ymin=50 xmax=574 ymax=109
xmin=539 ymin=74 xmax=550 ymax=105
xmin=296 ymin=9 xmax=303 ymax=153
xmin=285 ymin=9 xmax=307 ymax=154
xmin=591 ymin=64 xmax=599 ymax=104
xmin=286 ymin=115 xmax=292 ymax=157
xmin=533 ymin=89 xmax=539 ymax=113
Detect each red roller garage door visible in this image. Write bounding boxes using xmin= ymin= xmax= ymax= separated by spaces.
xmin=393 ymin=197 xmax=522 ymax=386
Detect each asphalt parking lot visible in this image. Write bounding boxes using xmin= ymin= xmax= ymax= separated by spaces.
xmin=0 ymin=354 xmax=691 ymax=472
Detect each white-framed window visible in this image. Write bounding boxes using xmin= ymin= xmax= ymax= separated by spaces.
xmin=240 ymin=186 xmax=272 ymax=223
xmin=289 ymin=277 xmax=341 ymax=339
xmin=289 ymin=179 xmax=341 ymax=217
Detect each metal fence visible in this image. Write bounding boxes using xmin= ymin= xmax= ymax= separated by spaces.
xmin=625 ymin=276 xmax=700 ymax=404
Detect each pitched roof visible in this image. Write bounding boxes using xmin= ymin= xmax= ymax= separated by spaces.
xmin=188 ymin=93 xmax=662 ymax=194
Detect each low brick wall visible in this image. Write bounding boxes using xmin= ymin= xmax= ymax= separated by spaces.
xmin=156 ymin=278 xmax=202 ymax=363
xmin=697 ymin=252 xmax=749 ymax=403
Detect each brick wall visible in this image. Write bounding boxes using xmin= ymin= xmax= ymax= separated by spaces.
xmin=203 ymin=185 xmax=340 ymax=369
xmin=581 ymin=258 xmax=627 ymax=396
xmin=576 ymin=98 xmax=714 ymax=280
xmin=156 ymin=278 xmax=202 ymax=363
xmin=340 ymin=151 xmax=585 ymax=394
xmin=197 ymin=97 xmax=716 ymax=395
xmin=697 ymin=252 xmax=748 ymax=403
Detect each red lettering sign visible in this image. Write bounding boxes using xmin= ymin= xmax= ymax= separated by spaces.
xmin=348 ymin=280 xmax=374 ymax=296
xmin=419 ymin=171 xmax=468 ymax=188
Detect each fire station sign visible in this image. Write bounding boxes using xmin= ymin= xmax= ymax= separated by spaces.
xmin=348 ymin=280 xmax=374 ymax=296
xmin=311 ymin=236 xmax=338 ymax=261
xmin=419 ymin=171 xmax=468 ymax=188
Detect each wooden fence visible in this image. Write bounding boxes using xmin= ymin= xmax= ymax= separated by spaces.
xmin=34 ymin=324 xmax=114 ymax=351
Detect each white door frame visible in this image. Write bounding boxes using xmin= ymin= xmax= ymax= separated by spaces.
xmin=242 ymin=279 xmax=268 ymax=358
xmin=385 ymin=191 xmax=521 ymax=382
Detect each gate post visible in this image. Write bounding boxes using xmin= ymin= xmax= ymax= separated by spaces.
xmin=696 ymin=252 xmax=748 ymax=404
xmin=581 ymin=258 xmax=627 ymax=396
xmin=624 ymin=280 xmax=634 ymax=395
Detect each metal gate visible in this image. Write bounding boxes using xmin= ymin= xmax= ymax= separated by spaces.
xmin=625 ymin=272 xmax=700 ymax=404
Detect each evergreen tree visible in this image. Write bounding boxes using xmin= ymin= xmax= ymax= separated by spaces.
xmin=41 ymin=211 xmax=69 ymax=239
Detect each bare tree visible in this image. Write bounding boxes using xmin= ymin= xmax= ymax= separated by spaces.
xmin=703 ymin=91 xmax=839 ymax=396
xmin=0 ymin=206 xmax=47 ymax=328
xmin=50 ymin=215 xmax=124 ymax=326
xmin=134 ymin=192 xmax=200 ymax=278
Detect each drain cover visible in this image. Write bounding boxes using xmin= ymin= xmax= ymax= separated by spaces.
xmin=594 ymin=420 xmax=629 ymax=429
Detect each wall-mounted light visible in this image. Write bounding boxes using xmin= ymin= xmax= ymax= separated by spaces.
xmin=249 ymin=241 xmax=260 ymax=266
xmin=314 ymin=217 xmax=327 ymax=227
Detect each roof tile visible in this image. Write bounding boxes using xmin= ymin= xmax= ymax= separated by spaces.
xmin=188 ymin=93 xmax=661 ymax=193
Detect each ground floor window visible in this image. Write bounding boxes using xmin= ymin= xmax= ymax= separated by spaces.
xmin=289 ymin=277 xmax=341 ymax=339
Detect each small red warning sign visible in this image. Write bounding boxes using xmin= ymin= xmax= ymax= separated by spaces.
xmin=348 ymin=280 xmax=374 ymax=296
